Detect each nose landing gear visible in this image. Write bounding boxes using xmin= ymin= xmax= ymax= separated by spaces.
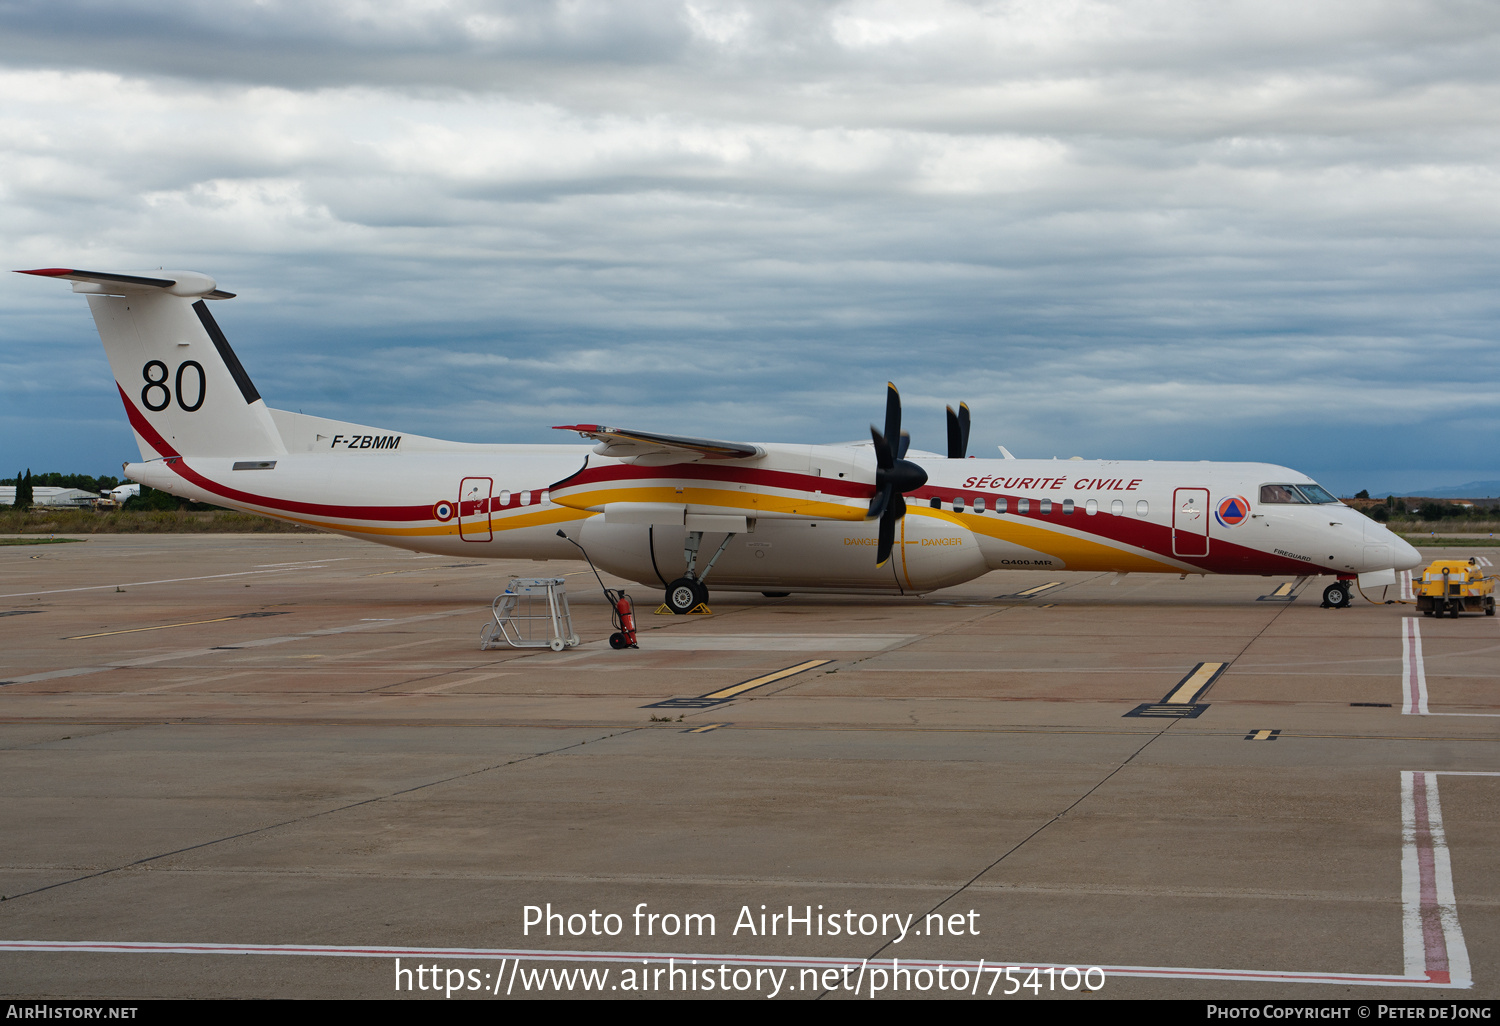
xmin=1321 ymin=581 xmax=1353 ymax=608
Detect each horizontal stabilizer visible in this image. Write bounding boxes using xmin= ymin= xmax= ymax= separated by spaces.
xmin=16 ymin=268 xmax=235 ymax=299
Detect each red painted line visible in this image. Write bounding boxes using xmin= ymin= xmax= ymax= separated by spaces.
xmin=1413 ymin=772 xmax=1450 ymax=979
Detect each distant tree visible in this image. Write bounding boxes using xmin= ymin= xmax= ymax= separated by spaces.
xmin=1386 ymin=495 xmax=1395 ymax=508
xmin=123 ymin=486 xmax=179 ymax=511
xmin=1419 ymin=501 xmax=1446 ymax=522
xmin=15 ymin=469 xmax=33 ymax=510
xmin=1355 ymin=489 xmax=1370 ymax=499
xmin=1369 ymin=505 xmax=1389 ymax=522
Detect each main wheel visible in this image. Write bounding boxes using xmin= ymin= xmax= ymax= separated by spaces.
xmin=1322 ymin=582 xmax=1350 ymax=608
xmin=666 ymin=578 xmax=701 ymax=615
xmin=1486 ymin=599 xmax=1495 ymax=617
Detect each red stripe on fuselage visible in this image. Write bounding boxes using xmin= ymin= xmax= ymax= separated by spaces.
xmin=551 ymin=461 xmax=874 ymax=499
xmin=117 ymin=385 xmax=434 ymax=523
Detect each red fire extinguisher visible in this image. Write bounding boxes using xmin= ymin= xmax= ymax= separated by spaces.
xmin=557 ymin=529 xmax=638 ymax=650
xmin=608 ymin=588 xmax=638 ymax=650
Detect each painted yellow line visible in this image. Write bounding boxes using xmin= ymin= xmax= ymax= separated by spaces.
xmin=64 ymin=616 xmax=246 ymax=640
xmin=1016 ymin=582 xmax=1060 ymax=597
xmin=1165 ymin=662 xmax=1227 ymax=704
xmin=1251 ymin=729 xmax=1274 ymax=741
xmin=1272 ymin=582 xmax=1295 ymax=597
xmin=700 ymin=659 xmax=833 ymax=700
xmin=685 ymin=723 xmax=727 ymax=733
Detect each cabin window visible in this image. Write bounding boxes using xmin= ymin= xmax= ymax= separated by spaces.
xmin=1110 ymin=499 xmax=1124 ymax=516
xmin=974 ymin=496 xmax=986 ymax=513
xmin=1298 ymin=483 xmax=1337 ymax=504
xmin=540 ymin=490 xmax=550 ymax=505
xmin=996 ymin=497 xmax=1007 ymax=513
xmin=1017 ymin=498 xmax=1030 ymax=514
xmin=1136 ymin=499 xmax=1149 ymax=516
xmin=498 ymin=489 xmax=511 ymax=506
xmin=953 ymin=496 xmax=965 ymax=512
xmin=520 ymin=490 xmax=531 ymax=506
xmin=930 ymin=496 xmax=941 ymax=508
xmin=1085 ymin=499 xmax=1098 ymax=516
xmin=1039 ymin=498 xmax=1052 ymax=514
xmin=1062 ymin=498 xmax=1074 ymax=515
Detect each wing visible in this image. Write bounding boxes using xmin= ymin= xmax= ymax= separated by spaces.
xmin=553 ymin=424 xmax=764 ymax=465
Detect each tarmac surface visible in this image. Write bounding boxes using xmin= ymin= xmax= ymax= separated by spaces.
xmin=1 ymin=533 xmax=1496 ymax=1000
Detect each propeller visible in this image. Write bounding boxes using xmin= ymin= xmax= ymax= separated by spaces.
xmin=868 ymin=383 xmax=929 ymax=566
xmin=946 ymin=402 xmax=970 ymax=459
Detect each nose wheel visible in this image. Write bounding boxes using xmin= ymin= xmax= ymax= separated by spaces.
xmin=1321 ymin=582 xmax=1352 ymax=608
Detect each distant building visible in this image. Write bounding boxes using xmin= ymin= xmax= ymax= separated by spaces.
xmin=0 ymin=486 xmax=99 ymax=507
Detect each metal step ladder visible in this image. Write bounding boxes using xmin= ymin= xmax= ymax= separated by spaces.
xmin=480 ymin=577 xmax=581 ymax=652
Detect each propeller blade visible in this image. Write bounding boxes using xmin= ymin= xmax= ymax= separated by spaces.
xmin=869 ymin=424 xmax=893 ymax=470
xmin=946 ymin=403 xmax=971 ymax=458
xmin=876 ymin=506 xmax=897 ymax=566
xmin=867 ymin=480 xmax=892 ymax=520
xmin=897 ymin=430 xmax=911 ymax=460
xmin=883 ymin=383 xmax=901 ymax=458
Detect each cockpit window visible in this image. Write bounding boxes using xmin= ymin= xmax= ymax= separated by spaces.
xmin=1259 ymin=483 xmax=1339 ymax=505
xmin=1259 ymin=484 xmax=1306 ymax=504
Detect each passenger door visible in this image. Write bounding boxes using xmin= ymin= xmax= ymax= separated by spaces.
xmin=1173 ymin=488 xmax=1210 ymax=558
xmin=459 ymin=477 xmax=493 ymax=542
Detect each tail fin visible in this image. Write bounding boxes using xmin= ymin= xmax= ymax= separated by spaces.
xmin=18 ymin=269 xmax=285 ymax=459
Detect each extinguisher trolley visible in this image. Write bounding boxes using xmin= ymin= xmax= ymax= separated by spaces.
xmin=481 ymin=577 xmax=581 ymax=652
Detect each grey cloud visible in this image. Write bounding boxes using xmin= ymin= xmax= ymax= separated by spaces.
xmin=2 ymin=2 xmax=1497 ymax=495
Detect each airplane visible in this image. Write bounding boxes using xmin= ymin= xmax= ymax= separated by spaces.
xmin=18 ymin=266 xmax=1422 ymax=616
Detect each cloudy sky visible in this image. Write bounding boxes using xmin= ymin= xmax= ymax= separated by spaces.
xmin=2 ymin=0 xmax=1497 ymax=495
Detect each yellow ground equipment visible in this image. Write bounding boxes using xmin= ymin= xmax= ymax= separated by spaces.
xmin=1415 ymin=558 xmax=1495 ymax=618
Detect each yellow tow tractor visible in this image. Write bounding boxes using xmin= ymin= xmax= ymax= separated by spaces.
xmin=1415 ymin=558 xmax=1495 ymax=618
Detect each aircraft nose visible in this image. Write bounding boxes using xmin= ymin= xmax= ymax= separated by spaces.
xmin=1391 ymin=535 xmax=1422 ymax=571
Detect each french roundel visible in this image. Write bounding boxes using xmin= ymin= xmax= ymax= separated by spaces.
xmin=432 ymin=500 xmax=455 ymax=522
xmin=1215 ymin=495 xmax=1250 ymax=528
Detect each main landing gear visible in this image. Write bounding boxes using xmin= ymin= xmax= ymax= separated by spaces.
xmin=665 ymin=529 xmax=737 ymax=614
xmin=1321 ymin=581 xmax=1353 ymax=609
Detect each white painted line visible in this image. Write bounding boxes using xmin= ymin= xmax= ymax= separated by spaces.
xmin=1402 ymin=618 xmax=1428 ymax=715
xmin=1401 ymin=771 xmax=1473 ymax=987
xmin=585 ymin=635 xmax=912 ymax=652
xmin=254 ymin=559 xmax=353 ymax=568
xmin=0 ymin=609 xmax=473 ymax=687
xmin=0 ymin=568 xmax=310 ymax=599
xmin=1399 ymin=570 xmax=1414 ymax=602
xmin=405 ymin=672 xmax=514 ymax=694
xmin=0 ymin=940 xmax=1457 ymax=988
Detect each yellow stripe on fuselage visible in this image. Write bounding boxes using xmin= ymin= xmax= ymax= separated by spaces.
xmin=552 ymin=485 xmax=866 ymax=521
xmin=221 ymin=503 xmax=590 ymax=539
xmin=910 ymin=507 xmax=1184 ymax=573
